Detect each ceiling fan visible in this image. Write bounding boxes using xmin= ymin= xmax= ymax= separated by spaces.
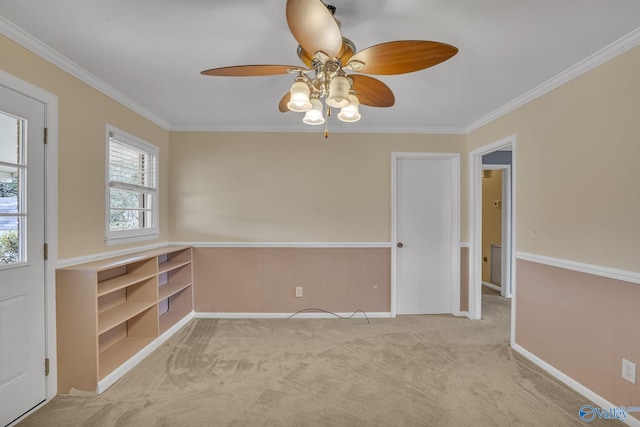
xmin=201 ymin=0 xmax=458 ymax=135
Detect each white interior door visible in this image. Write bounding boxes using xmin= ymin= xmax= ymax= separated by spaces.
xmin=395 ymin=155 xmax=457 ymax=315
xmin=0 ymin=85 xmax=46 ymax=426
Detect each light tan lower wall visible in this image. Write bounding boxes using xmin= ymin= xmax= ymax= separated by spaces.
xmin=168 ymin=132 xmax=466 ymax=243
xmin=516 ymin=259 xmax=640 ymax=407
xmin=193 ymin=247 xmax=390 ymax=313
xmin=0 ymin=35 xmax=170 ymax=259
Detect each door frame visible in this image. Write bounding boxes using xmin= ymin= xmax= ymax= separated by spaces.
xmin=481 ymin=163 xmax=512 ymax=298
xmin=0 ymin=71 xmax=59 ymax=407
xmin=469 ymin=135 xmax=516 ymax=342
xmin=391 ymin=152 xmax=461 ymax=317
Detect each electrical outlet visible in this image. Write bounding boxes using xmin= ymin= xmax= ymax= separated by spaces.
xmin=295 ymin=287 xmax=303 ymax=298
xmin=622 ymin=358 xmax=636 ymax=384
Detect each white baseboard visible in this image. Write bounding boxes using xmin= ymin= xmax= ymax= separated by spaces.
xmin=95 ymin=311 xmax=195 ymax=394
xmin=482 ymin=281 xmax=501 ymax=292
xmin=512 ymin=343 xmax=640 ymax=426
xmin=195 ymin=311 xmax=392 ymax=319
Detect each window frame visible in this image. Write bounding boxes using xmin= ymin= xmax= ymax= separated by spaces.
xmin=104 ymin=124 xmax=159 ymax=246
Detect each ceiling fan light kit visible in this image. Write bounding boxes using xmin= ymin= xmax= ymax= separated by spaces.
xmin=337 ymin=94 xmax=361 ymax=123
xmin=303 ymin=98 xmax=326 ymax=125
xmin=201 ymin=0 xmax=458 ymax=136
xmin=287 ymin=77 xmax=313 ymax=112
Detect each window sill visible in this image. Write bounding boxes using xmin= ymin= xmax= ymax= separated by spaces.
xmin=105 ymin=232 xmax=160 ymax=246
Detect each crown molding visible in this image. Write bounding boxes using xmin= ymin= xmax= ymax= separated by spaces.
xmin=3 ymin=14 xmax=639 ymax=136
xmin=0 ymin=16 xmax=171 ymax=130
xmin=169 ymin=123 xmax=467 ymax=134
xmin=466 ymin=27 xmax=640 ymax=133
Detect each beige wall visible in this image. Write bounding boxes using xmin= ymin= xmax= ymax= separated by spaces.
xmin=468 ymin=45 xmax=640 ymax=272
xmin=0 ymin=35 xmax=170 ymax=259
xmin=169 ymin=132 xmax=466 ymax=243
xmin=482 ymin=170 xmax=502 ymax=283
xmin=468 ymin=42 xmax=640 ymax=408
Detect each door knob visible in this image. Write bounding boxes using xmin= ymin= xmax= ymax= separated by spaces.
xmin=397 ymin=242 xmax=404 ymax=248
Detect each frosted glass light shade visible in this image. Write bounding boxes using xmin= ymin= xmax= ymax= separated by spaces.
xmin=287 ymin=81 xmax=312 ymax=112
xmin=326 ymin=76 xmax=351 ymax=108
xmin=303 ymin=99 xmax=325 ymax=125
xmin=338 ymin=94 xmax=361 ymax=122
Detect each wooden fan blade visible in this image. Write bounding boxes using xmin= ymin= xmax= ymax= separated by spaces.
xmin=201 ymin=65 xmax=300 ymax=77
xmin=279 ymin=93 xmax=291 ymax=112
xmin=350 ymin=75 xmax=395 ymax=107
xmin=286 ymin=0 xmax=342 ymax=59
xmin=348 ymin=41 xmax=458 ymax=75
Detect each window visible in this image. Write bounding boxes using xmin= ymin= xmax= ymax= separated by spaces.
xmin=0 ymin=112 xmax=25 ymax=265
xmin=105 ymin=125 xmax=159 ymax=245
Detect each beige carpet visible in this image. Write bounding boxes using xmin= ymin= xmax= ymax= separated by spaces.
xmin=18 ymin=296 xmax=620 ymax=426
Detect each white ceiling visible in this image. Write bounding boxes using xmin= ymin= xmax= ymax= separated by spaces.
xmin=1 ymin=0 xmax=640 ymax=133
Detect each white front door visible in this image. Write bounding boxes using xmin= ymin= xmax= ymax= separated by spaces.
xmin=394 ymin=154 xmax=458 ymax=315
xmin=0 ymin=85 xmax=46 ymax=426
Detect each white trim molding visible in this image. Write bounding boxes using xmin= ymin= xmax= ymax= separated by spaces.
xmin=3 ymin=13 xmax=640 ymax=136
xmin=468 ymin=134 xmax=517 ymax=321
xmin=57 ymin=242 xmax=392 ymax=268
xmin=57 ymin=242 xmax=169 ymax=268
xmin=517 ymin=252 xmax=640 ymax=285
xmin=513 ymin=343 xmax=640 ymax=427
xmin=0 ymin=16 xmax=171 ymax=130
xmin=185 ymin=242 xmax=392 ymax=249
xmin=466 ymin=27 xmax=640 ymax=133
xmin=460 ymin=242 xmax=470 ymax=248
xmin=169 ymin=123 xmax=467 ymax=135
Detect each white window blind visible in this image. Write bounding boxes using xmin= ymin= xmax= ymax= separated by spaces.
xmin=108 ymin=137 xmax=157 ymax=193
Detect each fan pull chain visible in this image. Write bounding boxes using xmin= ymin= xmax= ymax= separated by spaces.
xmin=324 ymin=107 xmax=331 ymax=138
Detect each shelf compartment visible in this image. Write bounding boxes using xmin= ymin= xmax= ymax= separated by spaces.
xmin=158 ymin=260 xmax=191 ymax=275
xmin=97 ymin=272 xmax=157 ymax=297
xmin=158 ymin=248 xmax=192 ymax=274
xmin=159 ymin=279 xmax=192 ymax=301
xmin=97 ymin=258 xmax=157 ymax=296
xmin=159 ymin=286 xmax=193 ymax=335
xmin=98 ymin=277 xmax=158 ymax=335
xmin=98 ymin=336 xmax=155 ymax=380
xmin=98 ymin=306 xmax=158 ymax=380
xmin=158 ymin=264 xmax=192 ymax=299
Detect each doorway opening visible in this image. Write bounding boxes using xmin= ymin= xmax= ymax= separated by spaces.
xmin=469 ymin=135 xmax=516 ymax=343
xmin=481 ymin=162 xmax=511 ymax=298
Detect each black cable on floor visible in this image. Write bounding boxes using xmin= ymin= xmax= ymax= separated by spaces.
xmin=287 ymin=308 xmax=370 ymax=324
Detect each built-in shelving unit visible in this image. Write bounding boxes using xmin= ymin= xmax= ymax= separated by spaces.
xmin=56 ymin=245 xmax=193 ymax=394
